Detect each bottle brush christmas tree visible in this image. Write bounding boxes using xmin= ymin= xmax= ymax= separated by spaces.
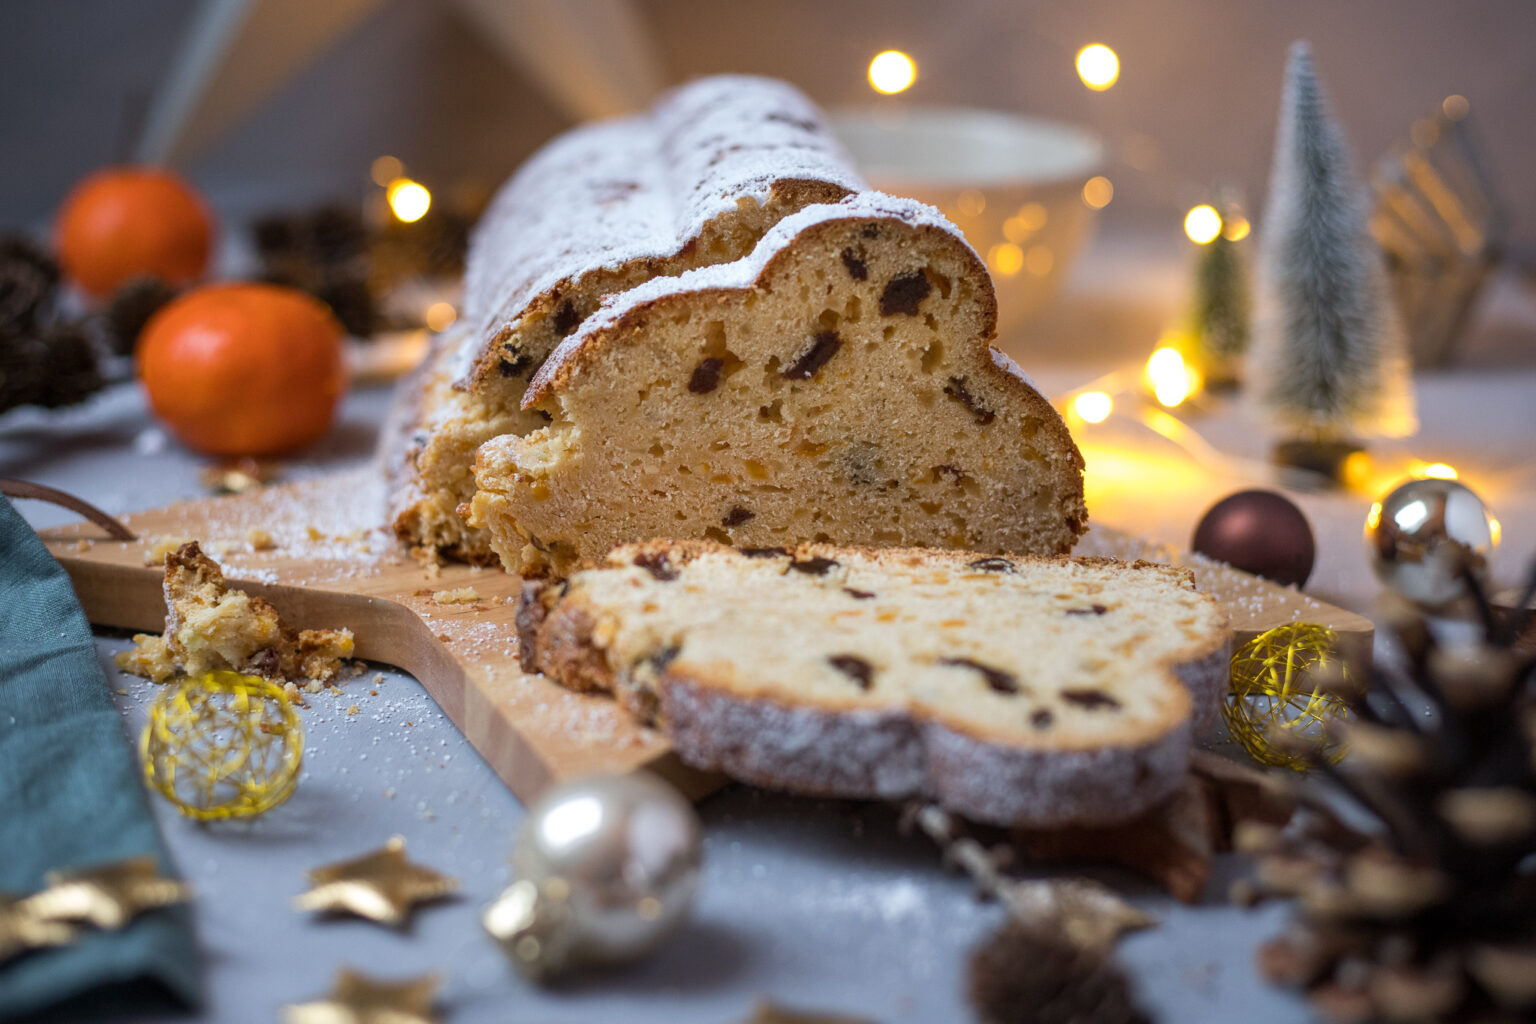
xmin=1253 ymin=42 xmax=1414 ymax=479
xmin=1190 ymin=227 xmax=1251 ymax=390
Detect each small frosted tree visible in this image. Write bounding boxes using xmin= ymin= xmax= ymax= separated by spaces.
xmin=1253 ymin=42 xmax=1413 ymax=445
xmin=1190 ymin=229 xmax=1250 ymax=390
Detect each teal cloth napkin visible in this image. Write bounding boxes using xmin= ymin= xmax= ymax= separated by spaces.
xmin=0 ymin=497 xmax=202 ymax=1020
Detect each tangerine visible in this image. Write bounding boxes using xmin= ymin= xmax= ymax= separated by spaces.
xmin=56 ymin=166 xmax=214 ymax=297
xmin=138 ymin=283 xmax=346 ymax=456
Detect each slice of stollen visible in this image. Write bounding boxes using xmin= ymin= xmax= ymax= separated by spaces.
xmin=517 ymin=541 xmax=1232 ymax=827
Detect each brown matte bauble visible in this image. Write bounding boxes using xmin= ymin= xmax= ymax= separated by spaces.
xmin=1192 ymin=489 xmax=1315 ymax=588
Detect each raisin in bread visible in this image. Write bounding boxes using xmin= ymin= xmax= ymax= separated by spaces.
xmin=115 ymin=541 xmax=354 ymax=687
xmin=383 ymin=75 xmax=862 ymax=563
xmin=517 ymin=541 xmax=1231 ymax=827
xmin=469 ymin=192 xmax=1088 ymax=576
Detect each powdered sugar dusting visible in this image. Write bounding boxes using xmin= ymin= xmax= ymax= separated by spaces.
xmin=459 ymin=75 xmax=864 ymax=385
xmin=526 ymin=192 xmax=968 ymax=403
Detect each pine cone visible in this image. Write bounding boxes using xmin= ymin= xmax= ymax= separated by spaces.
xmin=0 ymin=235 xmax=60 ymax=335
xmin=315 ymin=277 xmax=375 ymax=338
xmin=104 ymin=276 xmax=178 ymax=355
xmin=968 ymin=920 xmax=1151 ymax=1024
xmin=36 ymin=322 xmax=103 ymax=408
xmin=306 ymin=204 xmax=368 ymax=268
xmin=0 ymin=330 xmax=47 ymax=414
xmin=1247 ymin=570 xmax=1536 ymax=1023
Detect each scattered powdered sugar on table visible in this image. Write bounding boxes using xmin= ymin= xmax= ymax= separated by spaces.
xmin=811 ymin=875 xmax=930 ymax=924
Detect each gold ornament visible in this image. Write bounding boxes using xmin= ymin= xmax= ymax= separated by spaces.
xmin=1224 ymin=622 xmax=1351 ymax=770
xmin=283 ymin=968 xmax=441 ymax=1024
xmin=141 ymin=669 xmax=304 ymax=821
xmin=296 ymin=836 xmax=458 ymax=927
xmin=0 ymin=892 xmax=75 ymax=966
xmin=20 ymin=856 xmax=191 ymax=930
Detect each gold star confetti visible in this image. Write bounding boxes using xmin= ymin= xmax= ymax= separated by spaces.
xmin=0 ymin=893 xmax=76 ymax=966
xmin=295 ymin=837 xmax=457 ymax=927
xmin=20 ymin=856 xmax=191 ymax=930
xmin=283 ymin=968 xmax=441 ymax=1024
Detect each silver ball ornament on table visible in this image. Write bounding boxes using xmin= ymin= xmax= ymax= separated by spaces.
xmin=483 ymin=771 xmax=703 ymax=981
xmin=1365 ymin=478 xmax=1498 ymax=607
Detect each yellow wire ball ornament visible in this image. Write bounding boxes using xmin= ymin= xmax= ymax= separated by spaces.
xmin=141 ymin=670 xmax=304 ymax=820
xmin=1223 ymin=623 xmax=1351 ymax=771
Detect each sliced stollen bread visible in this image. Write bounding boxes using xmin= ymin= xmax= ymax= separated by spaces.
xmin=517 ymin=541 xmax=1232 ymax=827
xmin=470 ymin=192 xmax=1088 ymax=577
xmin=382 ymin=75 xmax=862 ymax=563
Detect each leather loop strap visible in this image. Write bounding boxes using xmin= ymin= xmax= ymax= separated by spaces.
xmin=0 ymin=478 xmax=137 ymax=541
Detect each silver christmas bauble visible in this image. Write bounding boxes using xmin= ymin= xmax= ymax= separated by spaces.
xmin=1365 ymin=478 xmax=1498 ymax=607
xmin=483 ymin=771 xmax=702 ymax=980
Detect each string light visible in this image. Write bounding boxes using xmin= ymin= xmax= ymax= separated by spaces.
xmin=424 ymin=302 xmax=457 ymax=332
xmin=1075 ymin=44 xmax=1120 ymax=91
xmin=868 ymin=50 xmax=917 ymax=94
xmin=1183 ymin=205 xmax=1222 ymax=244
xmin=987 ymin=243 xmax=1024 ymax=276
xmin=1222 ymin=215 xmax=1251 ymax=241
xmin=1145 ymin=347 xmax=1199 ymax=407
xmin=1073 ymin=391 xmax=1113 ymax=424
xmin=1081 ymin=176 xmax=1114 ymax=209
xmin=386 ymin=179 xmax=431 ymax=223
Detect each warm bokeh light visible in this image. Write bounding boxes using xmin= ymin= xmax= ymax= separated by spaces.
xmin=868 ymin=50 xmax=917 ymax=94
xmin=1222 ymin=215 xmax=1251 ymax=241
xmin=1073 ymin=391 xmax=1113 ymax=424
xmin=1146 ymin=346 xmax=1198 ymax=407
xmin=387 ymin=179 xmax=431 ymax=223
xmin=1184 ymin=204 xmax=1222 ymax=244
xmin=424 ymin=302 xmax=457 ymax=332
xmin=987 ymin=242 xmax=1024 ymax=276
xmin=1409 ymin=459 xmax=1459 ymax=480
xmin=1002 ymin=203 xmax=1049 ymax=243
xmin=370 ymin=155 xmax=403 ymax=187
xmin=1491 ymin=517 xmax=1502 ymax=545
xmin=1366 ymin=501 xmax=1383 ymax=530
xmin=1082 ymin=176 xmax=1114 ymax=209
xmin=1076 ymin=44 xmax=1120 ymax=91
xmin=1442 ymin=94 xmax=1470 ymax=121
xmin=1342 ymin=451 xmax=1374 ymax=491
xmin=956 ymin=188 xmax=986 ymax=218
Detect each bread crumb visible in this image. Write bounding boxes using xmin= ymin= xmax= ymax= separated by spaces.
xmin=305 ymin=526 xmax=324 ymax=542
xmin=346 ymin=705 xmax=360 ymax=715
xmin=246 ymin=528 xmax=275 ymax=551
xmin=433 ymin=586 xmax=481 ymax=605
xmin=143 ymin=535 xmax=194 ymax=566
xmin=373 ymin=673 xmax=385 ymax=684
xmin=73 ymin=539 xmax=90 ymax=553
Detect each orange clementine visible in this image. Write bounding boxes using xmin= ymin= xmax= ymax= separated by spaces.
xmin=138 ymin=283 xmax=346 ymax=456
xmin=56 ymin=166 xmax=214 ymax=297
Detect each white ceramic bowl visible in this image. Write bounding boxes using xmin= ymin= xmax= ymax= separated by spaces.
xmin=831 ymin=106 xmax=1104 ymax=336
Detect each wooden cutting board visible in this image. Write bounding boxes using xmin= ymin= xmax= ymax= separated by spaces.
xmin=39 ymin=469 xmax=1374 ymax=807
